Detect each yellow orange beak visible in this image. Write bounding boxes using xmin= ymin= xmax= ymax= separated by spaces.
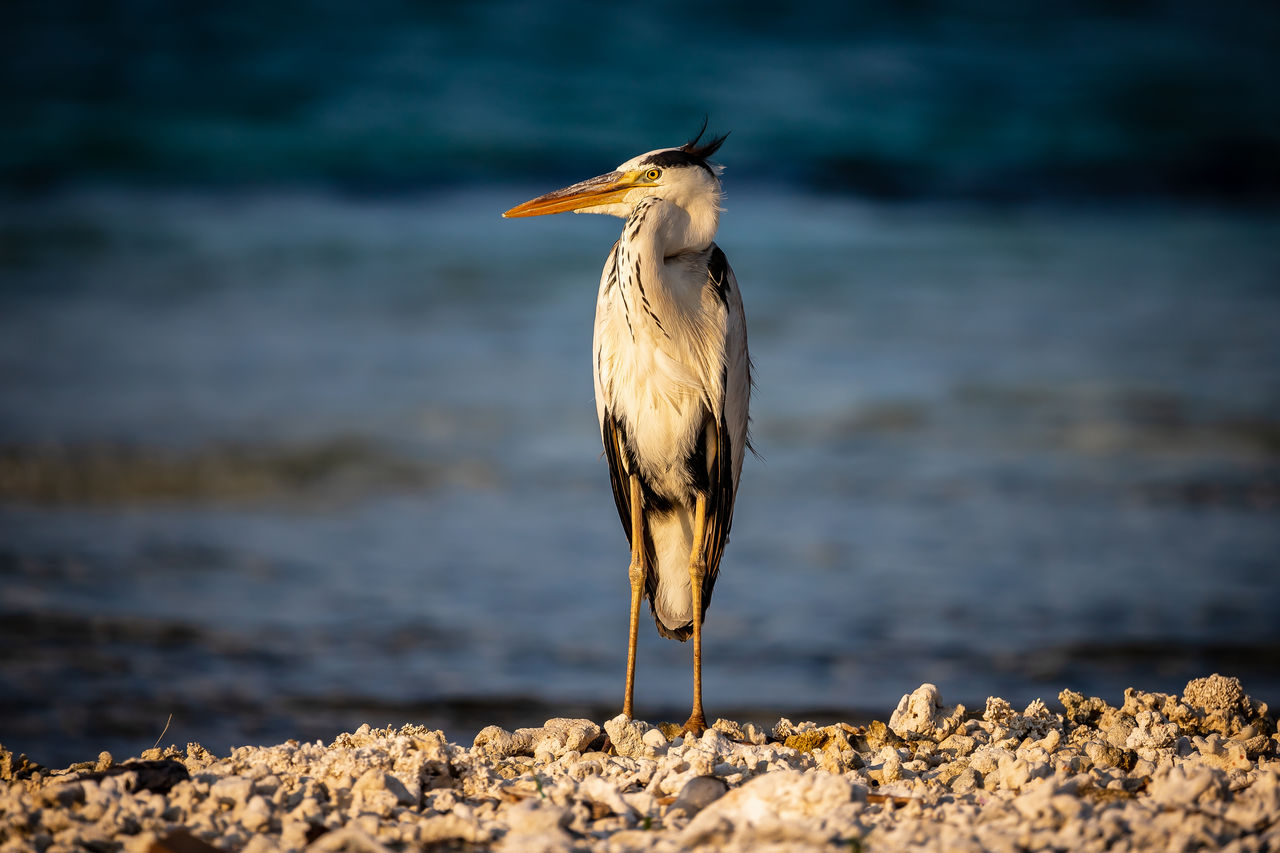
xmin=503 ymin=170 xmax=652 ymax=218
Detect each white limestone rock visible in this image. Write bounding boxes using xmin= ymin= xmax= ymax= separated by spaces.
xmin=604 ymin=715 xmax=658 ymax=760
xmin=209 ymin=775 xmax=252 ymax=807
xmin=473 ymin=725 xmax=535 ymax=758
xmin=890 ymin=683 xmax=965 ymax=741
xmin=532 ymin=718 xmax=601 ymax=762
xmin=1126 ymin=710 xmax=1180 ymax=751
xmin=496 ymin=798 xmax=574 ymax=853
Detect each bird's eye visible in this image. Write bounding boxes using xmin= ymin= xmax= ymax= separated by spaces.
xmin=645 ymin=168 xmax=662 ymax=182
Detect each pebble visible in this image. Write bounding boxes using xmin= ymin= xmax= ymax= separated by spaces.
xmin=1 ymin=673 xmax=1277 ymax=851
xmin=667 ymin=775 xmax=728 ymax=819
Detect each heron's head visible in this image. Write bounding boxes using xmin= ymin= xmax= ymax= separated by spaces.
xmin=503 ymin=128 xmax=728 ymax=224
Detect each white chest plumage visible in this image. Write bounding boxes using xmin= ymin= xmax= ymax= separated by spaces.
xmin=592 ymin=202 xmax=726 ymax=508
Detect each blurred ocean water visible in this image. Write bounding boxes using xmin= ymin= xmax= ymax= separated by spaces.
xmin=2 ymin=1 xmax=1279 ymax=767
xmin=3 ymin=189 xmax=1277 ymax=766
xmin=5 ymin=0 xmax=1278 ymax=198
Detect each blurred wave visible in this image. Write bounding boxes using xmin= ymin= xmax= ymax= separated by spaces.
xmin=0 ymin=438 xmax=434 ymax=506
xmin=3 ymin=0 xmax=1278 ymax=198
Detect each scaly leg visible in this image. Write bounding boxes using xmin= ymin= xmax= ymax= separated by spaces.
xmin=683 ymin=493 xmax=709 ymax=736
xmin=623 ymin=475 xmax=645 ymax=719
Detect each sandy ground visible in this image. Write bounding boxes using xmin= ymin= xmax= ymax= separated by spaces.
xmin=2 ymin=674 xmax=1277 ymax=852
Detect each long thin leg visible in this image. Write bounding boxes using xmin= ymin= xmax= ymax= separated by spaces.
xmin=683 ymin=492 xmax=709 ymax=736
xmin=623 ymin=475 xmax=645 ymax=719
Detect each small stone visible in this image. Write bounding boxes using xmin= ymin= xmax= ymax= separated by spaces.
xmin=667 ymin=775 xmax=728 ymax=818
xmin=697 ymin=727 xmax=733 ymax=755
xmin=533 ymin=718 xmax=602 ymax=762
xmin=1084 ymin=738 xmax=1124 ymax=770
xmin=969 ymin=746 xmax=1012 ymax=776
xmin=890 ymin=683 xmax=966 ymax=741
xmin=210 ymin=775 xmax=253 ymax=806
xmin=474 ymin=726 xmax=533 ymax=758
xmin=784 ymin=730 xmax=829 ymax=752
xmin=863 ymin=720 xmax=902 ymax=750
xmin=950 ymin=766 xmax=981 ymax=793
xmin=352 ymin=768 xmax=415 ymax=807
xmin=711 ymin=719 xmax=745 ymax=741
xmin=772 ymin=717 xmax=817 ymax=740
xmin=1126 ymin=710 xmax=1179 ymax=750
xmin=577 ymin=774 xmax=635 ymax=820
xmin=1059 ymin=689 xmax=1107 ymax=725
xmin=239 ymin=795 xmax=272 ymax=832
xmin=496 ymin=799 xmax=573 ymax=853
xmin=604 ymin=715 xmax=656 ymax=759
xmin=1098 ymin=708 xmax=1137 ymax=750
xmin=983 ymin=696 xmax=1017 ymax=726
xmin=939 ymin=733 xmax=977 ymax=756
xmin=641 ymin=728 xmax=669 ymax=751
xmin=1183 ymin=674 xmax=1247 ymax=718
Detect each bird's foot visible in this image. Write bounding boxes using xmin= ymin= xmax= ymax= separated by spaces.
xmin=681 ymin=712 xmax=707 ymax=738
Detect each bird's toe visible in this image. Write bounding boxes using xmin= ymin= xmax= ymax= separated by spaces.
xmin=681 ymin=712 xmax=707 ymax=738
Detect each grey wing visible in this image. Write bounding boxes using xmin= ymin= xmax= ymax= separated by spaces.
xmin=697 ymin=245 xmax=750 ymax=619
xmin=601 ymin=412 xmax=632 ymax=545
xmin=602 ymin=411 xmax=661 ymax=611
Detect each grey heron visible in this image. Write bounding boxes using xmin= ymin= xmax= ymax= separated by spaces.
xmin=503 ymin=127 xmax=750 ymax=735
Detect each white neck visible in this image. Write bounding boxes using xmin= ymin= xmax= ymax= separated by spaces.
xmin=656 ymin=193 xmax=719 ymax=256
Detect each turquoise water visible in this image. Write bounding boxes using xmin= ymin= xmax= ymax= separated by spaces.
xmin=2 ymin=0 xmax=1279 ymax=766
xmin=5 ymin=1 xmax=1278 ymax=198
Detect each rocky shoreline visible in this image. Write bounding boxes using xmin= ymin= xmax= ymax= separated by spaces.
xmin=2 ymin=674 xmax=1277 ymax=851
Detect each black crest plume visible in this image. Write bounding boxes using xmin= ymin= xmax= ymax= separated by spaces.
xmin=681 ymin=117 xmax=730 ymax=161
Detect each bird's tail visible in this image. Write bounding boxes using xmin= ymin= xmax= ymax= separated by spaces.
xmin=646 ymin=506 xmax=701 ymax=641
